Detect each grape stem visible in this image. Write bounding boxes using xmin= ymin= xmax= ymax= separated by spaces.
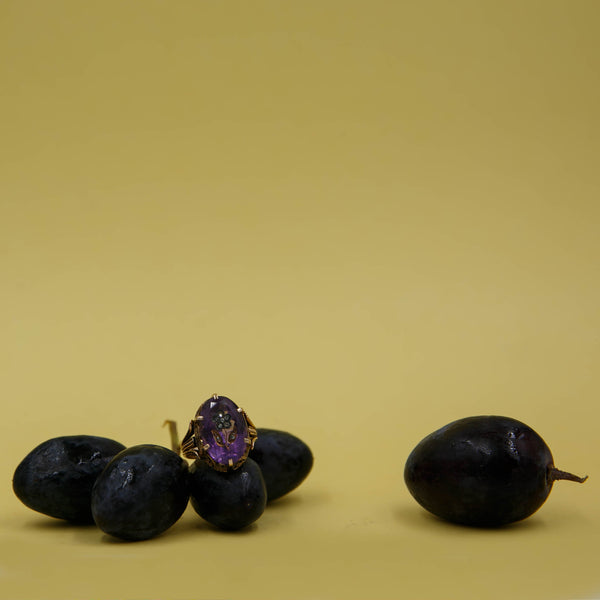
xmin=550 ymin=467 xmax=588 ymax=483
xmin=162 ymin=420 xmax=181 ymax=455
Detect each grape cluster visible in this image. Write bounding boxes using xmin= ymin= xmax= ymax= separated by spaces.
xmin=13 ymin=427 xmax=313 ymax=541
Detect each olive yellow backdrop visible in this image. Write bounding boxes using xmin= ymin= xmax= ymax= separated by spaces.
xmin=1 ymin=1 xmax=599 ymax=599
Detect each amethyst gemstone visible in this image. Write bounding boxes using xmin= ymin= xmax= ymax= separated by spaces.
xmin=197 ymin=396 xmax=252 ymax=471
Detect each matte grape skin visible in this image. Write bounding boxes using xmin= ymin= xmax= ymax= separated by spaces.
xmin=91 ymin=445 xmax=189 ymax=541
xmin=12 ymin=435 xmax=126 ymax=523
xmin=404 ymin=416 xmax=561 ymax=527
xmin=189 ymin=458 xmax=266 ymax=530
xmin=249 ymin=428 xmax=313 ymax=501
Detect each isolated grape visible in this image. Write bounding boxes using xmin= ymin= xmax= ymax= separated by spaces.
xmin=404 ymin=415 xmax=587 ymax=527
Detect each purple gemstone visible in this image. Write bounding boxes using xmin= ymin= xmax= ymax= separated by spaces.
xmin=197 ymin=396 xmax=251 ymax=470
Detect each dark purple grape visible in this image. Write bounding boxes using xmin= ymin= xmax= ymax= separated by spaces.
xmin=404 ymin=416 xmax=587 ymax=527
xmin=91 ymin=445 xmax=189 ymax=541
xmin=13 ymin=435 xmax=126 ymax=523
xmin=249 ymin=429 xmax=313 ymax=501
xmin=189 ymin=458 xmax=266 ymax=530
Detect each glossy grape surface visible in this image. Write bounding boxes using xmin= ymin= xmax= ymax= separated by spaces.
xmin=91 ymin=444 xmax=189 ymax=541
xmin=404 ymin=415 xmax=580 ymax=527
xmin=13 ymin=435 xmax=126 ymax=523
xmin=189 ymin=457 xmax=266 ymax=530
xmin=249 ymin=428 xmax=313 ymax=501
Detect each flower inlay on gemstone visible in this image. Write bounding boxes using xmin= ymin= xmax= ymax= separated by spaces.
xmin=213 ymin=411 xmax=232 ymax=431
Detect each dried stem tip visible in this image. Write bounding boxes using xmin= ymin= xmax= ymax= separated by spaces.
xmin=550 ymin=467 xmax=588 ymax=484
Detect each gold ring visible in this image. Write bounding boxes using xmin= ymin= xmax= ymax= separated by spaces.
xmin=180 ymin=394 xmax=257 ymax=472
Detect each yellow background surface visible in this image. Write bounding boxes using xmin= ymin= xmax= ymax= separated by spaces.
xmin=1 ymin=2 xmax=599 ymax=599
